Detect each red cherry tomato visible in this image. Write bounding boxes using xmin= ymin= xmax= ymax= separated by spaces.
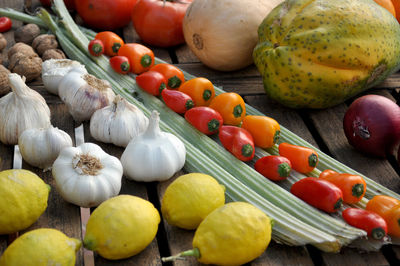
xmin=0 ymin=17 xmax=12 ymax=33
xmin=342 ymin=208 xmax=387 ymax=240
xmin=88 ymin=39 xmax=104 ymax=56
xmin=109 ymin=56 xmax=130 ymax=74
xmin=132 ymin=0 xmax=192 ymax=47
xmin=218 ymin=125 xmax=255 ymax=162
xmin=161 ymin=89 xmax=194 ymax=114
xmin=290 ymin=177 xmax=343 ymax=213
xmin=254 ymin=155 xmax=292 ymax=181
xmin=184 ymin=106 xmax=223 ymax=135
xmin=136 ymin=70 xmax=166 ymax=96
xmin=75 ymin=0 xmax=138 ymax=30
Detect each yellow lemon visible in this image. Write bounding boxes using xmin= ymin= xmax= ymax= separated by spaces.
xmin=0 ymin=228 xmax=81 ymax=266
xmin=83 ymin=195 xmax=160 ymax=260
xmin=0 ymin=169 xmax=50 ymax=234
xmin=161 ymin=173 xmax=225 ymax=230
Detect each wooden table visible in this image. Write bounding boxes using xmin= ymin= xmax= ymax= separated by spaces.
xmin=1 ymin=0 xmax=400 ymax=265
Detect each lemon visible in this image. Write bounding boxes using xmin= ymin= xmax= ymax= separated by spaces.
xmin=162 ymin=201 xmax=272 ymax=265
xmin=0 ymin=228 xmax=81 ymax=266
xmin=0 ymin=169 xmax=50 ymax=234
xmin=83 ymin=195 xmax=160 ymax=260
xmin=161 ymin=173 xmax=225 ymax=230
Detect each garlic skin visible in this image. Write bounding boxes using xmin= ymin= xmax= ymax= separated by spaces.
xmin=58 ymin=71 xmax=115 ymax=123
xmin=52 ymin=142 xmax=123 ymax=208
xmin=0 ymin=73 xmax=51 ymax=145
xmin=121 ymin=110 xmax=186 ymax=182
xmin=90 ymin=95 xmax=149 ymax=147
xmin=18 ymin=126 xmax=73 ymax=171
xmin=42 ymin=59 xmax=87 ymax=95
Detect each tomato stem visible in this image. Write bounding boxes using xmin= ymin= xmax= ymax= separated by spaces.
xmin=159 ymin=82 xmax=166 ymax=94
xmin=233 ymin=104 xmax=243 ymax=118
xmin=112 ymin=42 xmax=122 ymax=54
xmin=168 ymin=75 xmax=182 ymax=89
xmin=273 ymin=130 xmax=280 ymax=144
xmin=120 ymin=61 xmax=130 ymax=72
xmin=308 ymin=153 xmax=318 ymax=168
xmin=207 ymin=119 xmax=220 ymax=133
xmin=371 ymin=227 xmax=386 ymax=240
xmin=185 ymin=99 xmax=194 ymax=110
xmin=241 ymin=144 xmax=254 ymax=157
xmin=351 ymin=183 xmax=365 ymax=198
xmin=140 ymin=54 xmax=153 ymax=68
xmin=202 ymin=89 xmax=212 ymax=101
xmin=277 ymin=162 xmax=291 ymax=178
xmin=333 ymin=198 xmax=343 ymax=210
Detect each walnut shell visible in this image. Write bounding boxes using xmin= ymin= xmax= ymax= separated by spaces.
xmin=8 ymin=42 xmax=37 ymax=58
xmin=32 ymin=34 xmax=58 ymax=56
xmin=8 ymin=53 xmax=42 ymax=82
xmin=42 ymin=49 xmax=66 ymax=61
xmin=14 ymin=24 xmax=41 ymax=45
xmin=0 ymin=64 xmax=10 ymax=96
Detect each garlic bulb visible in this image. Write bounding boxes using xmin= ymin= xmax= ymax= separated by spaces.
xmin=18 ymin=126 xmax=73 ymax=171
xmin=90 ymin=95 xmax=149 ymax=147
xmin=121 ymin=110 xmax=186 ymax=182
xmin=58 ymin=70 xmax=115 ymax=123
xmin=0 ymin=73 xmax=51 ymax=145
xmin=42 ymin=58 xmax=87 ymax=95
xmin=52 ymin=142 xmax=123 ymax=208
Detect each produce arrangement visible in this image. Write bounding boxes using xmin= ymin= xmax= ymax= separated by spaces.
xmin=0 ymin=0 xmax=399 ymax=265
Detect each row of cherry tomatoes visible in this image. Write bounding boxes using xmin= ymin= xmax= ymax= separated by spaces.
xmin=87 ymin=32 xmax=399 ymax=242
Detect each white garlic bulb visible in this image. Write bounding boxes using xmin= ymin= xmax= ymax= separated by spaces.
xmin=18 ymin=126 xmax=73 ymax=171
xmin=0 ymin=73 xmax=51 ymax=145
xmin=42 ymin=59 xmax=87 ymax=95
xmin=90 ymin=95 xmax=149 ymax=147
xmin=58 ymin=70 xmax=115 ymax=123
xmin=121 ymin=110 xmax=186 ymax=182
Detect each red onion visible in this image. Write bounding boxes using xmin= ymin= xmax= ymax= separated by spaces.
xmin=343 ymin=94 xmax=400 ymax=158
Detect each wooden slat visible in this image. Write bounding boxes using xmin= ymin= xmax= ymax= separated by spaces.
xmin=0 ymin=143 xmax=13 ymax=255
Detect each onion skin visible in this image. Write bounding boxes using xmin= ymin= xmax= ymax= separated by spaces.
xmin=343 ymin=95 xmax=400 ymax=158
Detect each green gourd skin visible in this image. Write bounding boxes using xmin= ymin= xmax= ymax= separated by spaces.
xmin=253 ymin=0 xmax=400 ymax=109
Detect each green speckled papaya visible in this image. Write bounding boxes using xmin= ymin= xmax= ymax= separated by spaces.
xmin=253 ymin=0 xmax=400 ymax=109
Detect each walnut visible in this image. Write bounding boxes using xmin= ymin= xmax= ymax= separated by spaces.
xmin=42 ymin=49 xmax=66 ymax=61
xmin=8 ymin=52 xmax=42 ymax=82
xmin=8 ymin=42 xmax=37 ymax=58
xmin=14 ymin=24 xmax=41 ymax=45
xmin=0 ymin=33 xmax=6 ymax=52
xmin=0 ymin=64 xmax=11 ymax=96
xmin=32 ymin=34 xmax=59 ymax=56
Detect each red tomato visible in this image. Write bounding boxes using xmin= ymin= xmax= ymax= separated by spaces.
xmin=290 ymin=177 xmax=343 ymax=213
xmin=184 ymin=106 xmax=223 ymax=135
xmin=40 ymin=0 xmax=75 ymax=9
xmin=342 ymin=208 xmax=387 ymax=240
xmin=132 ymin=0 xmax=192 ymax=47
xmin=0 ymin=17 xmax=12 ymax=33
xmin=161 ymin=89 xmax=194 ymax=114
xmin=136 ymin=71 xmax=166 ymax=96
xmin=218 ymin=126 xmax=255 ymax=162
xmin=88 ymin=39 xmax=104 ymax=56
xmin=254 ymin=155 xmax=292 ymax=181
xmin=110 ymin=56 xmax=130 ymax=74
xmin=75 ymin=0 xmax=138 ymax=30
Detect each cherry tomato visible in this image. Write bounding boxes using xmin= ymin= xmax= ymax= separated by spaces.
xmin=150 ymin=63 xmax=185 ymax=90
xmin=342 ymin=208 xmax=387 ymax=240
xmin=88 ymin=39 xmax=104 ymax=56
xmin=383 ymin=205 xmax=400 ymax=237
xmin=184 ymin=106 xmax=223 ymax=135
xmin=208 ymin=92 xmax=246 ymax=126
xmin=109 ymin=56 xmax=130 ymax=74
xmin=95 ymin=31 xmax=124 ymax=56
xmin=366 ymin=195 xmax=400 ymax=237
xmin=136 ymin=70 xmax=166 ymax=96
xmin=118 ymin=43 xmax=154 ymax=74
xmin=318 ymin=170 xmax=366 ymax=204
xmin=241 ymin=115 xmax=280 ymax=149
xmin=254 ymin=155 xmax=292 ymax=181
xmin=0 ymin=17 xmax=12 ymax=33
xmin=40 ymin=0 xmax=75 ymax=9
xmin=75 ymin=0 xmax=138 ymax=30
xmin=218 ymin=125 xmax=255 ymax=162
xmin=290 ymin=177 xmax=343 ymax=213
xmin=178 ymin=77 xmax=215 ymax=106
xmin=132 ymin=0 xmax=192 ymax=47
xmin=162 ymin=89 xmax=194 ymax=114
xmin=278 ymin=143 xmax=318 ymax=174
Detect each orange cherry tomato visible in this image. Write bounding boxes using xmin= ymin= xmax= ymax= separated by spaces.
xmin=366 ymin=195 xmax=400 ymax=237
xmin=278 ymin=143 xmax=318 ymax=174
xmin=178 ymin=77 xmax=215 ymax=106
xmin=95 ymin=31 xmax=124 ymax=56
xmin=208 ymin=92 xmax=246 ymax=126
xmin=318 ymin=170 xmax=366 ymax=204
xmin=118 ymin=43 xmax=154 ymax=74
xmin=384 ymin=205 xmax=400 ymax=237
xmin=150 ymin=63 xmax=185 ymax=90
xmin=241 ymin=115 xmax=280 ymax=148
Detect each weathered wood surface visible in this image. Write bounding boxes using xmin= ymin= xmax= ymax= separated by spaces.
xmin=1 ymin=0 xmax=400 ymax=265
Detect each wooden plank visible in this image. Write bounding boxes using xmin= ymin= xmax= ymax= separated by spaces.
xmin=82 ymin=122 xmax=162 ymax=266
xmin=0 ymin=143 xmax=13 ymax=256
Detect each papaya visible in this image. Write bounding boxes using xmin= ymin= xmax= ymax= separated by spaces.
xmin=253 ymin=0 xmax=400 ymax=109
